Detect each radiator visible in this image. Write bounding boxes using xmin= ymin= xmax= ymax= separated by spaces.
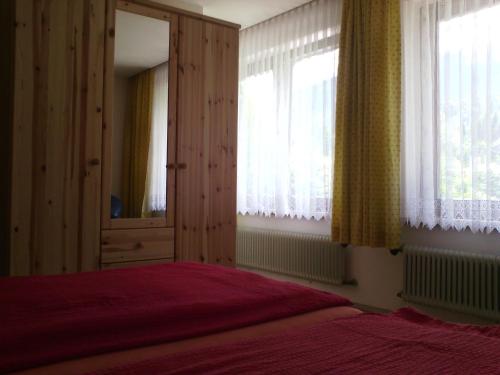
xmin=402 ymin=245 xmax=500 ymax=321
xmin=236 ymin=228 xmax=345 ymax=285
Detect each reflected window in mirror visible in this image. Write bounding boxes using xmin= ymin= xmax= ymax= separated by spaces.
xmin=111 ymin=10 xmax=169 ymax=219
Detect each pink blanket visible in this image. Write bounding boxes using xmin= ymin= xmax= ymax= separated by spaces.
xmin=0 ymin=262 xmax=350 ymax=373
xmin=93 ymin=308 xmax=500 ymax=375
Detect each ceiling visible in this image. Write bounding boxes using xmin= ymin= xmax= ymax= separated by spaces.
xmin=114 ymin=10 xmax=170 ymax=77
xmin=114 ymin=0 xmax=310 ymax=76
xmin=155 ymin=0 xmax=311 ymax=29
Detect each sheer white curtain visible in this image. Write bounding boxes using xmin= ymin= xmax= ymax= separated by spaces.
xmin=402 ymin=0 xmax=500 ymax=233
xmin=238 ymin=0 xmax=342 ymax=220
xmin=143 ymin=62 xmax=168 ymax=214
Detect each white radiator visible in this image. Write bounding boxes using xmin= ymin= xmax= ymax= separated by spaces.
xmin=236 ymin=228 xmax=345 ymax=285
xmin=403 ymin=245 xmax=500 ymax=321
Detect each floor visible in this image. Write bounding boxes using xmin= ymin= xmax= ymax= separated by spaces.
xmin=240 ymin=266 xmax=498 ymax=325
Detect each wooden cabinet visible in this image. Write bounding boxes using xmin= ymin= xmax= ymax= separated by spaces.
xmin=2 ymin=0 xmax=238 ymax=275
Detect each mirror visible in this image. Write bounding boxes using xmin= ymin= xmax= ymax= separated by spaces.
xmin=111 ymin=10 xmax=170 ymax=219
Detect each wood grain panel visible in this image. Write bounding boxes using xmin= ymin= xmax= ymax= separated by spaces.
xmin=223 ymin=26 xmax=239 ymax=266
xmin=117 ymin=0 xmax=173 ymax=21
xmin=167 ymin=14 xmax=179 ymax=228
xmin=9 ymin=0 xmax=105 ymax=275
xmin=43 ymin=0 xmax=69 ymax=274
xmin=0 ymin=0 xmax=15 ymax=276
xmin=204 ymin=22 xmax=221 ymax=265
xmin=176 ymin=18 xmax=238 ymax=266
xmin=80 ymin=0 xmax=105 ymax=271
xmin=100 ymin=0 xmax=116 ymax=230
xmin=101 ymin=228 xmax=174 ymax=263
xmin=110 ymin=217 xmax=166 ymax=229
xmin=176 ymin=16 xmax=205 ymax=262
xmin=204 ymin=24 xmax=238 ymax=267
xmin=10 ymin=0 xmax=35 ymax=276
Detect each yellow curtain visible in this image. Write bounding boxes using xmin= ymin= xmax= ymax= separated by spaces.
xmin=122 ymin=69 xmax=154 ymax=218
xmin=332 ymin=0 xmax=401 ymax=249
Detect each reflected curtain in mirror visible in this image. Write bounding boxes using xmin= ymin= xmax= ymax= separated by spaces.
xmin=143 ymin=62 xmax=169 ymax=217
xmin=122 ymin=63 xmax=169 ymax=218
xmin=122 ymin=70 xmax=154 ymax=218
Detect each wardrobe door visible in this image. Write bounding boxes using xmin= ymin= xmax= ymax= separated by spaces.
xmin=176 ymin=16 xmax=205 ymax=262
xmin=100 ymin=0 xmax=178 ymax=270
xmin=9 ymin=0 xmax=105 ymax=275
xmin=0 ymin=0 xmax=15 ymax=276
xmin=203 ymin=23 xmax=238 ymax=266
xmin=176 ymin=16 xmax=238 ymax=266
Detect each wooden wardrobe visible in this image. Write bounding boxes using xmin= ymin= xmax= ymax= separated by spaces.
xmin=1 ymin=0 xmax=238 ymax=276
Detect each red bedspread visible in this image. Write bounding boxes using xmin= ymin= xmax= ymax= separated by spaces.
xmin=0 ymin=262 xmax=350 ymax=373
xmin=93 ymin=308 xmax=500 ymax=375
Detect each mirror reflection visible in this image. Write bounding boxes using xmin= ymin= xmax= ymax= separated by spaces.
xmin=111 ymin=10 xmax=169 ymax=219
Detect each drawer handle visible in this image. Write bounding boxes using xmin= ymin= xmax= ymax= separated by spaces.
xmin=134 ymin=242 xmax=143 ymax=249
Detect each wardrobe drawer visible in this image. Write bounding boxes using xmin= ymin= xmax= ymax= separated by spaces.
xmin=101 ymin=258 xmax=174 ymax=270
xmin=101 ymin=228 xmax=174 ymax=264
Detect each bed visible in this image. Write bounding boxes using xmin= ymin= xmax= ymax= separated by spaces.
xmin=1 ymin=262 xmax=355 ymax=374
xmin=88 ymin=308 xmax=500 ymax=375
xmin=2 ymin=263 xmax=499 ymax=374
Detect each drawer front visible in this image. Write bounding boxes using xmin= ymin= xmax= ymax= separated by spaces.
xmin=101 ymin=258 xmax=174 ymax=270
xmin=101 ymin=228 xmax=174 ymax=264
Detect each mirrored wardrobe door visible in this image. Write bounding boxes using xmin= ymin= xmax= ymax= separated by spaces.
xmin=101 ymin=0 xmax=177 ymax=230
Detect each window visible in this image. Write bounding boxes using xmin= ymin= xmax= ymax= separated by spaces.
xmin=402 ymin=0 xmax=500 ymax=232
xmin=290 ymin=52 xmax=338 ymax=213
xmin=438 ymin=6 xmax=500 ymax=202
xmin=237 ymin=0 xmax=342 ymax=220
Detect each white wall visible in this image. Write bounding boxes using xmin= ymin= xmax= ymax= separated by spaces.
xmin=237 ymin=214 xmax=499 ymax=324
xmin=238 ymin=215 xmax=331 ymax=235
xmin=153 ymin=0 xmax=203 ymax=14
